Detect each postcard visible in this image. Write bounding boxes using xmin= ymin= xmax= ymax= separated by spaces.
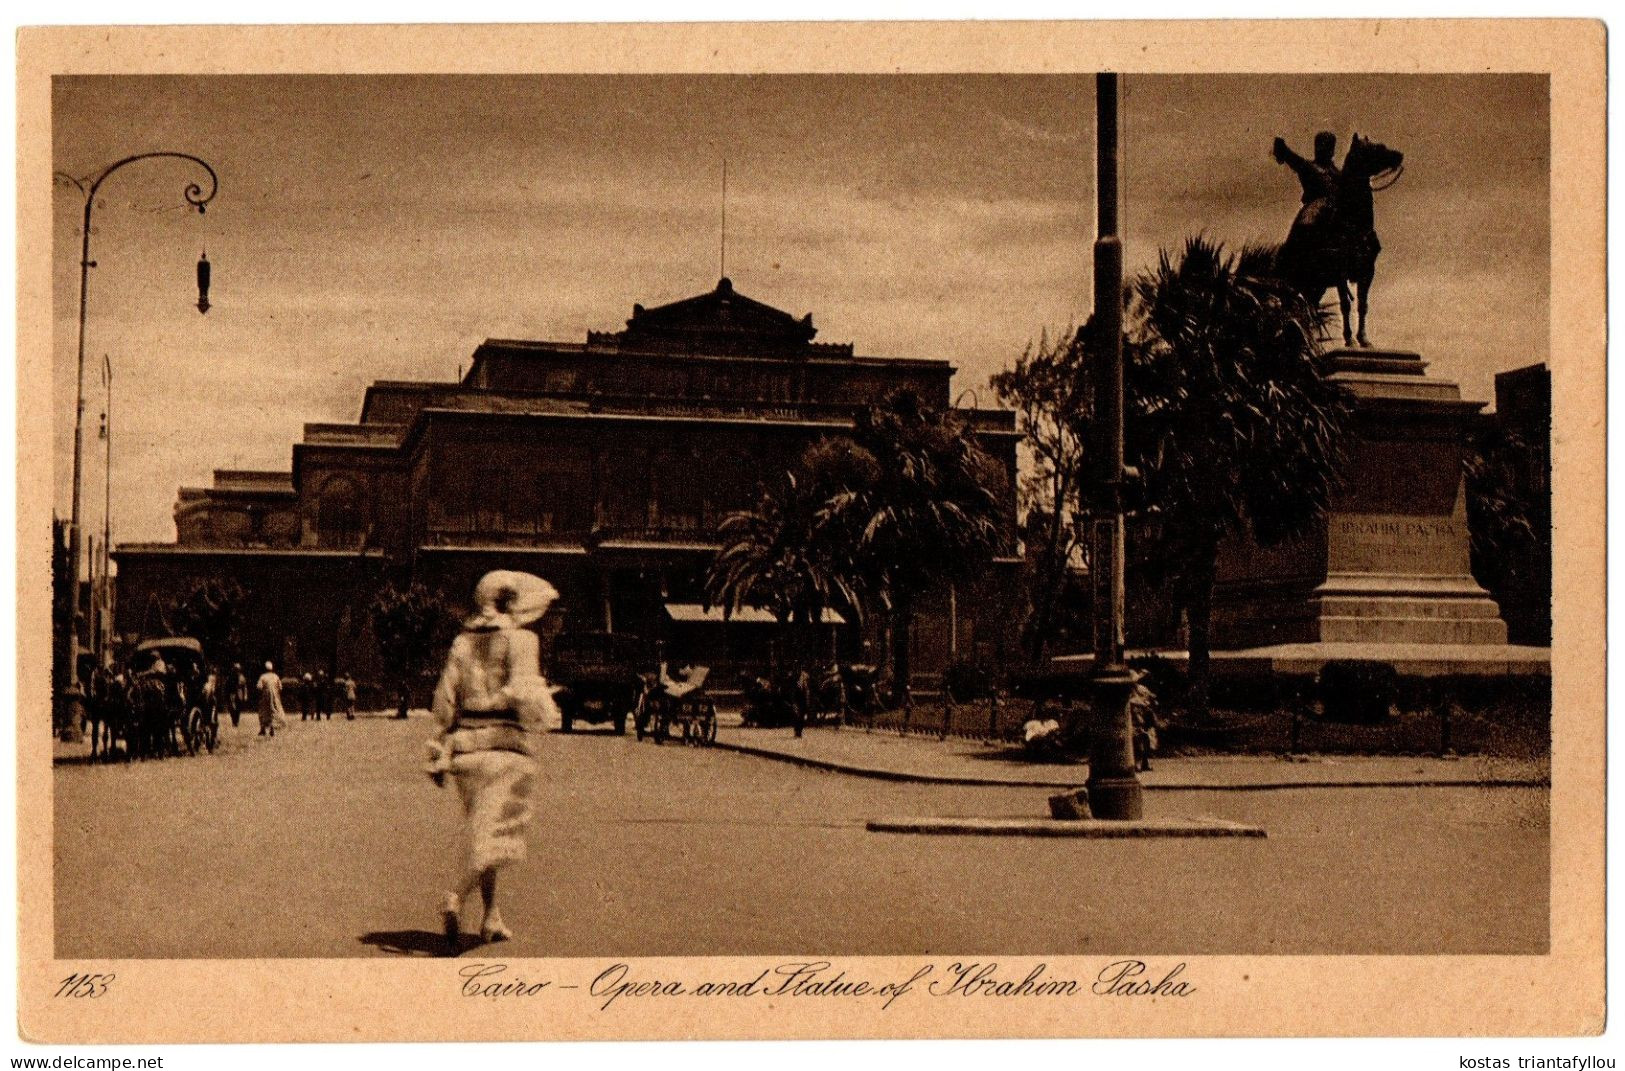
xmin=16 ymin=20 xmax=1604 ymax=1043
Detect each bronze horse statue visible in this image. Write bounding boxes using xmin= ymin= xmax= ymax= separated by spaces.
xmin=1273 ymin=132 xmax=1404 ymax=348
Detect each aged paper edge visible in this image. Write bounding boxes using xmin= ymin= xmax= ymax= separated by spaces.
xmin=14 ymin=19 xmax=1606 ymax=1043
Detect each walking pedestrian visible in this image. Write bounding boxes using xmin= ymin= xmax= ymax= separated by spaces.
xmin=340 ymin=673 xmax=358 ymax=720
xmin=425 ymin=570 xmax=558 ymax=954
xmin=228 ymin=662 xmax=247 ymax=728
xmin=315 ymin=669 xmax=332 ymax=720
xmin=1129 ymin=682 xmax=1160 ymax=772
xmin=256 ymin=662 xmax=285 ymax=738
xmin=300 ymin=673 xmax=314 ymax=721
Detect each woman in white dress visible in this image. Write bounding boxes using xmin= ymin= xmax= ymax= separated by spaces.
xmin=427 ymin=570 xmax=558 ymax=951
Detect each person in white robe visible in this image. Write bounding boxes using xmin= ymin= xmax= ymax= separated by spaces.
xmin=427 ymin=570 xmax=558 ymax=951
xmin=255 ymin=662 xmax=285 ymax=737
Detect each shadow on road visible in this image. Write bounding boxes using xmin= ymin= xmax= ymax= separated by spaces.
xmin=360 ymin=929 xmax=481 ymax=957
xmin=54 ymin=752 xmax=107 ymax=767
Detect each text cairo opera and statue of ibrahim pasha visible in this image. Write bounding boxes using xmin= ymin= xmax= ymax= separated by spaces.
xmin=112 ymin=278 xmax=1025 ymax=685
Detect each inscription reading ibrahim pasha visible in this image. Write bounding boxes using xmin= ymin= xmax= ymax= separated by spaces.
xmin=1338 ymin=519 xmax=1458 ymax=540
xmin=1334 ymin=515 xmax=1465 ymax=575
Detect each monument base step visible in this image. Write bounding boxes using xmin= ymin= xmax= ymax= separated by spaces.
xmin=1316 ymin=614 xmax=1509 ymax=645
xmin=1313 ymin=595 xmax=1506 ymax=621
xmin=1054 ymin=643 xmax=1550 ymax=677
xmin=1208 ymin=642 xmax=1549 ymax=677
xmin=1216 ymin=573 xmax=1509 ymax=647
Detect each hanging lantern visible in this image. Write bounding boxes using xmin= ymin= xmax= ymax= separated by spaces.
xmin=196 ymin=251 xmax=211 ymax=315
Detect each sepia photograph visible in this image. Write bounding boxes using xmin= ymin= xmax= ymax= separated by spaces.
xmin=16 ymin=20 xmax=1605 ymax=1044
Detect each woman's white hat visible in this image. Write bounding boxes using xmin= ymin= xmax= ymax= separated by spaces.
xmin=466 ymin=570 xmax=558 ymax=630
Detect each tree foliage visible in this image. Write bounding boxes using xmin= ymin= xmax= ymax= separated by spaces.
xmin=1464 ymin=423 xmax=1540 ymax=574
xmin=705 ymin=466 xmax=866 ymax=666
xmin=991 ymin=328 xmax=1091 ymax=664
xmin=1126 ymin=239 xmax=1347 ymax=549
xmin=707 ymin=391 xmax=1007 ymax=705
xmin=166 ymin=577 xmax=249 ymax=665
xmin=367 ymin=582 xmax=452 ymax=713
xmin=1464 ymin=420 xmax=1545 ymax=642
xmin=838 ymin=391 xmax=1007 ymax=597
xmin=1006 ymin=238 xmax=1351 ymax=714
xmin=813 ymin=392 xmax=1007 ymax=701
xmin=1120 ymin=236 xmax=1352 ymax=715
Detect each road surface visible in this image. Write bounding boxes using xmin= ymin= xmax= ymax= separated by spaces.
xmin=54 ymin=714 xmax=1547 ymax=958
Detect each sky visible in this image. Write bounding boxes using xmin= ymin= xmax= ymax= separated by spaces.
xmin=51 ymin=74 xmax=1550 ymax=546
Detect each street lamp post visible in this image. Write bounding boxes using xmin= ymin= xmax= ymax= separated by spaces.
xmin=54 ymin=153 xmax=217 ymax=720
xmin=100 ymin=353 xmax=113 ymax=665
xmin=1083 ymin=73 xmax=1145 ymax=820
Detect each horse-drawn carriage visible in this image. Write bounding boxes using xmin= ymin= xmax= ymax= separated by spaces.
xmin=634 ymin=664 xmax=716 ymax=746
xmin=741 ymin=663 xmax=880 ymax=732
xmin=87 ymin=637 xmax=218 ymax=760
xmin=130 ymin=637 xmax=219 ymax=756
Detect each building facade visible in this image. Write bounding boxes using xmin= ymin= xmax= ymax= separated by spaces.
xmin=114 ymin=278 xmax=1021 ymax=689
xmin=1474 ymin=363 xmax=1551 ymax=646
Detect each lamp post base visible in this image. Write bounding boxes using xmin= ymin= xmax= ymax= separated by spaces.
xmin=56 ymin=688 xmax=86 ymax=743
xmin=1082 ymin=775 xmax=1143 ymax=820
xmin=1085 ymin=664 xmax=1145 ymax=820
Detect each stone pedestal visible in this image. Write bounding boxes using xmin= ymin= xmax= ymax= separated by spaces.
xmin=1212 ymin=348 xmax=1508 ymax=649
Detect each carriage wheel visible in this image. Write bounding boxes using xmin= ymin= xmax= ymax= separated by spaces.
xmin=185 ymin=708 xmax=203 ymax=756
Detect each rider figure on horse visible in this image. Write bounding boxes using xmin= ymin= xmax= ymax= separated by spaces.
xmin=1271 ymin=129 xmax=1403 ymax=348
xmin=1273 ymin=131 xmax=1340 ymax=241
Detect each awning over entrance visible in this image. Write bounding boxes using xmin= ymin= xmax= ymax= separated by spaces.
xmin=663 ymin=603 xmax=846 ymax=625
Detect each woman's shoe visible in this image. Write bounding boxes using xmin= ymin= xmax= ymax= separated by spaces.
xmin=440 ymin=894 xmax=461 ymax=955
xmin=480 ymin=912 xmax=513 ymax=944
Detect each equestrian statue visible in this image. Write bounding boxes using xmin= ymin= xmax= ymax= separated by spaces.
xmin=1272 ymin=130 xmax=1405 ymax=348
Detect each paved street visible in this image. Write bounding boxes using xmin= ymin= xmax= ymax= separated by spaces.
xmin=54 ymin=714 xmax=1547 ymax=958
xmin=711 ymin=724 xmax=1551 ymax=788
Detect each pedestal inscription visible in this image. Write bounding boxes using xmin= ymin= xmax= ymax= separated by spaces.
xmin=1330 ymin=514 xmax=1466 ymax=576
xmin=1212 ymin=348 xmax=1508 ymax=648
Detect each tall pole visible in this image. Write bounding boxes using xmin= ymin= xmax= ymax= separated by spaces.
xmin=67 ymin=187 xmax=93 ymax=688
xmin=85 ymin=533 xmax=97 ymax=672
xmin=101 ymin=354 xmax=113 ymax=664
xmin=55 ymin=152 xmax=217 ymax=709
xmin=1084 ymin=73 xmax=1145 ymax=819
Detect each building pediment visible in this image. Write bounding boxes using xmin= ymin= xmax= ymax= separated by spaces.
xmin=593 ymin=277 xmax=836 ymax=357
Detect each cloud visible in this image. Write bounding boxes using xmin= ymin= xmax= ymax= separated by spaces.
xmin=51 ymin=74 xmax=1548 ymax=545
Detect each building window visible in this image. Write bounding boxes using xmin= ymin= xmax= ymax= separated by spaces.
xmin=656 ymin=450 xmax=703 ymax=532
xmin=316 ymin=478 xmax=363 ymax=547
xmin=473 ymin=468 xmax=509 ymax=534
xmin=534 ymin=448 xmax=592 ymax=535
xmin=598 ymin=449 xmax=650 ymax=531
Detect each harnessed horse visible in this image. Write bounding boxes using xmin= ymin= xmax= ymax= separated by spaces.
xmin=84 ymin=667 xmax=131 ymax=761
xmin=1276 ymin=133 xmax=1405 ymax=348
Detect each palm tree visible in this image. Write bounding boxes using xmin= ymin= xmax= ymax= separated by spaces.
xmin=705 ymin=467 xmax=865 ymax=679
xmin=1122 ymin=236 xmax=1351 ymax=718
xmin=821 ymin=392 xmax=1007 ymax=705
xmin=368 ymin=582 xmax=452 ymax=719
